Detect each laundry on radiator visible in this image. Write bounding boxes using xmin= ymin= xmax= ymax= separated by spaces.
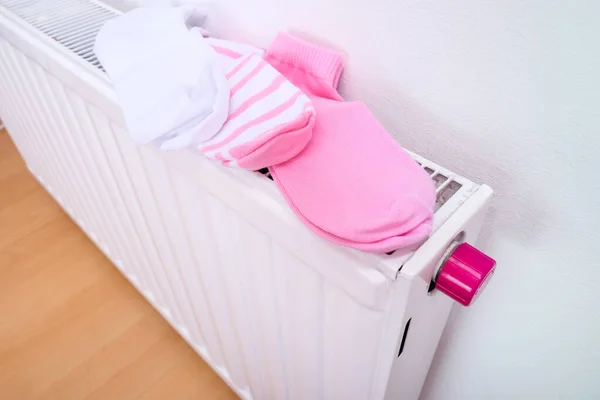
xmin=94 ymin=6 xmax=435 ymax=254
xmin=95 ymin=6 xmax=315 ymax=169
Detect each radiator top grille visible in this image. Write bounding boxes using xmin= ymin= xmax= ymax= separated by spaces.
xmin=0 ymin=0 xmax=120 ymax=71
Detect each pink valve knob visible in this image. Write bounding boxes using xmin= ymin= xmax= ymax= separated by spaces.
xmin=436 ymin=243 xmax=496 ymax=306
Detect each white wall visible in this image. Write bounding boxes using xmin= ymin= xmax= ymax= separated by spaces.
xmin=120 ymin=0 xmax=600 ymax=398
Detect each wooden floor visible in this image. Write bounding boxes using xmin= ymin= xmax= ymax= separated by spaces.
xmin=0 ymin=128 xmax=238 ymax=399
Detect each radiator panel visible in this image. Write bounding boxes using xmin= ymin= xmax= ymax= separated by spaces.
xmin=0 ymin=35 xmax=400 ymax=399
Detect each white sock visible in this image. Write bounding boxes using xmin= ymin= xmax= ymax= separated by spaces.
xmin=94 ymin=6 xmax=230 ymax=149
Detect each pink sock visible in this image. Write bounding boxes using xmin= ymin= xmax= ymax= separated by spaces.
xmin=265 ymin=33 xmax=435 ymax=253
xmin=197 ymin=37 xmax=315 ymax=170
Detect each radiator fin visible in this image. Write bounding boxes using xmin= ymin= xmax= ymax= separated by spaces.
xmin=0 ymin=0 xmax=119 ymax=70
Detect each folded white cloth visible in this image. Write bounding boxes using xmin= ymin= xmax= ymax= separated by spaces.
xmin=94 ymin=6 xmax=229 ymax=150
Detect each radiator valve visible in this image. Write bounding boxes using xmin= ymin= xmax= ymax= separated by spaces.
xmin=435 ymin=242 xmax=496 ymax=306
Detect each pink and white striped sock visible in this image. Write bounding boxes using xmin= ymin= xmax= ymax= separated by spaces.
xmin=198 ymin=38 xmax=315 ymax=170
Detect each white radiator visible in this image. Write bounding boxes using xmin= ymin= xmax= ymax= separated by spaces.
xmin=0 ymin=1 xmax=495 ymax=399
